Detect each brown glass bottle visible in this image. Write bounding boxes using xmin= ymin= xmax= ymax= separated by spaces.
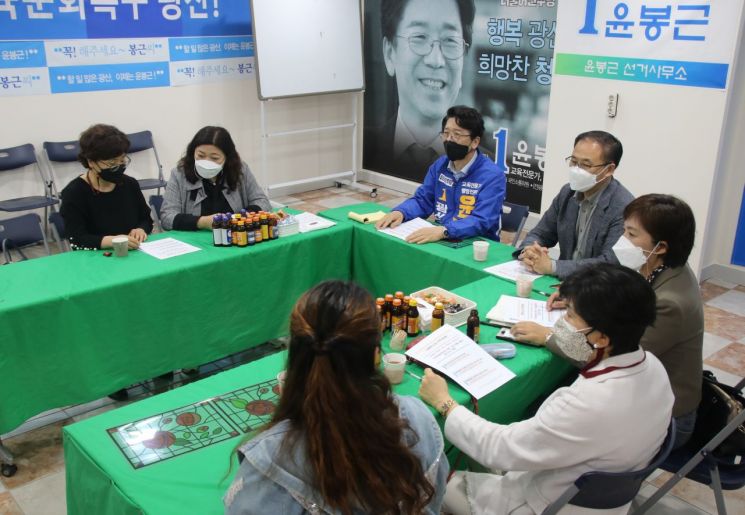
xmin=376 ymin=298 xmax=386 ymax=333
xmin=406 ymin=299 xmax=420 ymax=336
xmin=431 ymin=302 xmax=445 ymax=332
xmin=383 ymin=294 xmax=394 ymax=331
xmin=391 ymin=299 xmax=404 ymax=332
xmin=467 ymin=309 xmax=480 ymax=343
xmin=260 ymin=214 xmax=269 ymax=241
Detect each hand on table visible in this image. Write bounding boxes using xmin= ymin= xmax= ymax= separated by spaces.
xmin=406 ymin=226 xmax=446 ymax=244
xmin=129 ymin=228 xmax=148 ymax=243
xmin=419 ymin=368 xmax=452 ymax=409
xmin=519 ymin=242 xmax=553 ymax=275
xmin=375 ymin=210 xmax=403 ymax=230
xmin=510 ymin=321 xmax=551 ymax=346
xmin=547 ymin=291 xmax=567 ymax=311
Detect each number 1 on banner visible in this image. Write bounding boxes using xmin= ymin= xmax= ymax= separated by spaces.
xmin=579 ymin=0 xmax=599 ymax=35
xmin=493 ymin=128 xmax=509 ymax=173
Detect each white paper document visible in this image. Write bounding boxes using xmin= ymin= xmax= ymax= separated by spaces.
xmin=294 ymin=212 xmax=337 ymax=233
xmin=139 ymin=238 xmax=202 ymax=260
xmin=483 ymin=260 xmax=543 ymax=282
xmin=377 ymin=217 xmax=433 ymax=241
xmin=405 ymin=324 xmax=515 ymax=399
xmin=486 ymin=295 xmax=565 ymax=328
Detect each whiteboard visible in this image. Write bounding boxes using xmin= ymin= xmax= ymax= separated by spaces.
xmin=250 ymin=0 xmax=365 ymax=99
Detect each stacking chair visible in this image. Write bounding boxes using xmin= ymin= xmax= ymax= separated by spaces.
xmin=126 ymin=130 xmax=167 ymax=193
xmin=499 ymin=201 xmax=530 ymax=247
xmin=0 ymin=143 xmax=58 ymax=222
xmin=149 ymin=194 xmax=164 ymax=231
xmin=0 ymin=213 xmax=50 ymax=263
xmin=634 ymin=376 xmax=745 ymax=515
xmin=542 ymin=420 xmax=676 ymax=515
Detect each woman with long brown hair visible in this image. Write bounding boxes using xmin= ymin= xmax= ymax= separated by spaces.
xmin=224 ymin=280 xmax=448 ymax=514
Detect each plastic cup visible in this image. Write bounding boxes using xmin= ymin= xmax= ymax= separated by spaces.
xmin=516 ymin=273 xmax=536 ymax=298
xmin=382 ymin=353 xmax=406 ymax=385
xmin=112 ymin=236 xmax=129 ymax=257
xmin=390 ymin=329 xmax=407 ymax=351
xmin=276 ymin=370 xmax=287 ymax=394
xmin=473 ymin=240 xmax=489 ymax=262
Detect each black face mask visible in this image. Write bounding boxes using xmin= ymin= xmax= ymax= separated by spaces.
xmin=443 ymin=140 xmax=471 ymax=162
xmin=98 ymin=163 xmax=126 ymax=184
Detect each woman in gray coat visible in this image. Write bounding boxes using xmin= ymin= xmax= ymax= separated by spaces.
xmin=161 ymin=126 xmax=271 ymax=231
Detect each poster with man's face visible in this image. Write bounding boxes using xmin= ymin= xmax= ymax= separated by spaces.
xmin=363 ymin=0 xmax=557 ymax=212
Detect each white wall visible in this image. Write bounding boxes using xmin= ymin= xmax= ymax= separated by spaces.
xmin=543 ymin=7 xmax=745 ymax=277
xmin=0 ymin=77 xmax=356 ymax=211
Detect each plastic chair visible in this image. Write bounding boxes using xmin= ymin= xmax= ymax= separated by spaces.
xmin=126 ymin=130 xmax=167 ymax=193
xmin=542 ymin=419 xmax=676 ymax=515
xmin=149 ymin=194 xmax=164 ymax=231
xmin=0 ymin=213 xmax=50 ymax=263
xmin=634 ymin=376 xmax=745 ymax=515
xmin=0 ymin=143 xmax=58 ymax=214
xmin=42 ymin=139 xmax=80 ymax=197
xmin=49 ymin=211 xmax=68 ymax=252
xmin=499 ymin=201 xmax=529 ymax=247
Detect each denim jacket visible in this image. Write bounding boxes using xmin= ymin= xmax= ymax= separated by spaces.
xmin=224 ymin=395 xmax=448 ymax=514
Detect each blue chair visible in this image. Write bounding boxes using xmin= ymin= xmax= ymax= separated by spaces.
xmin=0 ymin=213 xmax=50 ymax=263
xmin=0 ymin=143 xmax=58 ymax=214
xmin=42 ymin=139 xmax=80 ymax=195
xmin=149 ymin=194 xmax=164 ymax=231
xmin=499 ymin=201 xmax=530 ymax=247
xmin=49 ymin=211 xmax=68 ymax=252
xmin=126 ymin=130 xmax=167 ymax=193
xmin=542 ymin=420 xmax=676 ymax=515
xmin=634 ymin=376 xmax=745 ymax=515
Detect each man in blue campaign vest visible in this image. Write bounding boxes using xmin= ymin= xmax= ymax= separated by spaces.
xmin=376 ymin=105 xmax=506 ymax=243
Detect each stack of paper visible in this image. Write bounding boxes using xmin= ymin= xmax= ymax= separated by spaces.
xmin=486 ymin=295 xmax=565 ymax=328
xmin=377 ymin=217 xmax=433 ymax=241
xmin=294 ymin=212 xmax=337 ymax=233
xmin=139 ymin=238 xmax=202 ymax=260
xmin=483 ymin=260 xmax=543 ymax=282
xmin=405 ymin=325 xmax=515 ymax=399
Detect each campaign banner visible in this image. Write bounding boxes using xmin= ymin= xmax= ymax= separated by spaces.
xmin=0 ymin=1 xmax=254 ymax=96
xmin=363 ymin=0 xmax=557 ymax=213
xmin=554 ymin=0 xmax=743 ymax=90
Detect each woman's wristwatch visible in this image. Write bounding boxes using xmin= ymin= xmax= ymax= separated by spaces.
xmin=438 ymin=398 xmax=457 ymax=418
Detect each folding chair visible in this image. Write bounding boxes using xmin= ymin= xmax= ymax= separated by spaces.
xmin=149 ymin=194 xmax=164 ymax=231
xmin=499 ymin=201 xmax=529 ymax=247
xmin=0 ymin=213 xmax=50 ymax=263
xmin=49 ymin=211 xmax=68 ymax=252
xmin=634 ymin=376 xmax=745 ymax=515
xmin=0 ymin=143 xmax=58 ymax=223
xmin=542 ymin=420 xmax=676 ymax=515
xmin=42 ymin=139 xmax=81 ymax=197
xmin=126 ymin=130 xmax=167 ymax=193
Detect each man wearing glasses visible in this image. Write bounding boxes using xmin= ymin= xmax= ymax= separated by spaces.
xmin=515 ymin=131 xmax=634 ymax=279
xmin=364 ymin=0 xmax=475 ymax=182
xmin=376 ymin=106 xmax=505 ymax=243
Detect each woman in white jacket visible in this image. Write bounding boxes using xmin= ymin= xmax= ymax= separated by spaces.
xmin=419 ymin=263 xmax=674 ymax=515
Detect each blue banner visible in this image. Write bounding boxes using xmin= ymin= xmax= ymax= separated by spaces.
xmin=0 ymin=41 xmax=46 ymax=68
xmin=0 ymin=1 xmax=251 ymax=40
xmin=49 ymin=61 xmax=170 ymax=93
xmin=169 ymin=36 xmax=253 ymax=62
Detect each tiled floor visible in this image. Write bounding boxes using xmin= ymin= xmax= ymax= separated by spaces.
xmin=2 ymin=183 xmax=744 ymax=514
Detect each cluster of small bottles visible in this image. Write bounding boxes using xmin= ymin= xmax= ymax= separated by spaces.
xmin=376 ymin=291 xmax=481 ymax=342
xmin=212 ymin=211 xmax=280 ymax=247
xmin=376 ymin=292 xmax=423 ymax=337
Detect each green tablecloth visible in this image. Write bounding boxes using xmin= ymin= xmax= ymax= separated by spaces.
xmin=0 ymin=224 xmax=353 ymax=434
xmin=64 ymin=274 xmax=572 ymax=515
xmin=318 ymin=202 xmax=557 ymax=296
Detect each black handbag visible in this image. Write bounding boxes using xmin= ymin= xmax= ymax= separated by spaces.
xmin=690 ymin=370 xmax=745 ymax=465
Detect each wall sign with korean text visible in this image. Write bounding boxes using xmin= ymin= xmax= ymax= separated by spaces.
xmin=554 ymin=1 xmax=742 ymax=89
xmin=0 ymin=0 xmax=254 ymax=96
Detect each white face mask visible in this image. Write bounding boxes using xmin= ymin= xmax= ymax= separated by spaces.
xmin=613 ymin=235 xmax=659 ymax=271
xmin=195 ymin=159 xmax=223 ymax=179
xmin=568 ymin=165 xmax=606 ymax=192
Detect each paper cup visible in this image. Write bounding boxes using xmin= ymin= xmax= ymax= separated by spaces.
xmin=516 ymin=273 xmax=536 ymax=298
xmin=473 ymin=240 xmax=489 ymax=262
xmin=276 ymin=370 xmax=287 ymax=394
xmin=382 ymin=353 xmax=406 ymax=385
xmin=112 ymin=236 xmax=129 ymax=257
